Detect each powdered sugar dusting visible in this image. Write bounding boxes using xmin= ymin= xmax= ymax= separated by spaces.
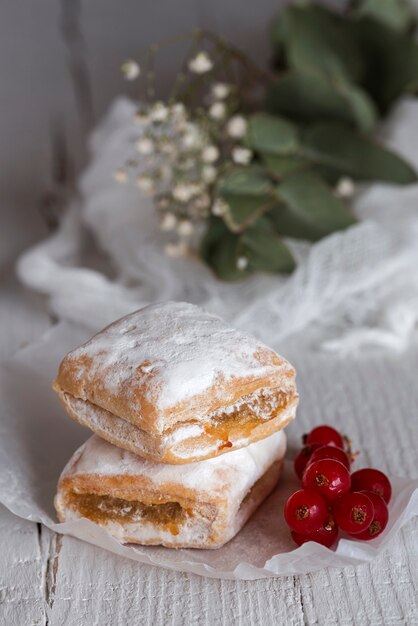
xmin=62 ymin=430 xmax=286 ymax=499
xmin=64 ymin=302 xmax=291 ymax=419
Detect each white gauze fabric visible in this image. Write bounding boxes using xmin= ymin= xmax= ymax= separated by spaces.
xmin=17 ymin=96 xmax=418 ymax=353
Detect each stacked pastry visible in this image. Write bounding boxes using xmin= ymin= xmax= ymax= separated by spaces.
xmin=53 ymin=302 xmax=298 ymax=548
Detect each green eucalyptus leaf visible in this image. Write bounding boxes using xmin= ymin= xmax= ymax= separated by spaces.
xmin=199 ymin=215 xmax=229 ymax=261
xmin=275 ymin=4 xmax=364 ymax=83
xmin=221 ymin=192 xmax=274 ymax=233
xmin=200 ymin=217 xmax=248 ymax=281
xmin=337 ymin=81 xmax=378 ymax=133
xmin=217 ymin=166 xmax=272 ymax=196
xmin=241 ymin=221 xmax=296 ymax=273
xmin=310 ymin=165 xmax=344 ymax=186
xmin=266 ymin=73 xmax=377 ymax=132
xmin=262 ymin=153 xmax=309 ymax=178
xmin=209 ymin=233 xmax=245 ymax=281
xmin=217 ymin=167 xmax=275 ymax=232
xmin=266 ymin=73 xmax=354 ymax=124
xmin=246 ymin=112 xmax=299 ymax=155
xmin=275 ymin=171 xmax=356 ymax=238
xmin=302 ymin=122 xmax=418 ymax=184
xmin=351 ymin=18 xmax=418 ymax=111
xmin=200 ymin=217 xmax=296 ymax=278
xmin=269 ymin=204 xmax=328 ymax=242
xmin=353 ymin=0 xmax=415 ymax=33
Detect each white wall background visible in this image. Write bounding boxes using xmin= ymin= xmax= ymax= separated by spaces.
xmin=0 ymin=0 xmax=347 ymax=267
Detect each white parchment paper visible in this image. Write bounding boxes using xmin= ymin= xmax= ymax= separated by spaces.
xmin=0 ymin=323 xmax=417 ymax=580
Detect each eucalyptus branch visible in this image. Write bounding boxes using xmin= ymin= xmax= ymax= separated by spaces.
xmin=118 ymin=0 xmax=418 ymax=280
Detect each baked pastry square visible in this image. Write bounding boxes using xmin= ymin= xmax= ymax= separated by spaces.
xmin=53 ymin=301 xmax=298 ymax=463
xmin=55 ymin=430 xmax=287 ymax=549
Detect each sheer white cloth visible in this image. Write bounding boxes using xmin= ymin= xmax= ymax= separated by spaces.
xmin=17 ymin=96 xmax=418 ymax=353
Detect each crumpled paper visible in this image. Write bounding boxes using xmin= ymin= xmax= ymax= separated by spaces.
xmin=1 ymin=323 xmax=417 ymax=580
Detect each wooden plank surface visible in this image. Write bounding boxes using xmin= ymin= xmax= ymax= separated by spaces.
xmin=1 ymin=288 xmax=417 ymax=625
xmin=1 ymin=1 xmax=418 ymax=624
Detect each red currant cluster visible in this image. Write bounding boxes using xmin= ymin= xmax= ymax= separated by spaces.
xmin=285 ymin=425 xmax=391 ymax=547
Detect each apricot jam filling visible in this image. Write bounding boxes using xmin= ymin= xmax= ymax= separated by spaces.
xmin=202 ymin=389 xmax=291 ymax=443
xmin=68 ymin=492 xmax=189 ymax=534
xmin=211 ymin=388 xmax=289 ymax=424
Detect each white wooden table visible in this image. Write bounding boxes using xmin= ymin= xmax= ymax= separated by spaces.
xmin=1 ymin=2 xmax=418 ymax=624
xmin=2 ymin=272 xmax=418 ymax=626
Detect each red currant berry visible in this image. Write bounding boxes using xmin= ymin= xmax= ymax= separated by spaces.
xmin=291 ymin=515 xmax=338 ymax=548
xmin=356 ymin=491 xmax=389 ymax=540
xmin=351 ymin=468 xmax=392 ymax=504
xmin=304 ymin=425 xmax=344 ymax=449
xmin=309 ymin=445 xmax=351 ymax=470
xmin=333 ymin=492 xmax=374 ymax=535
xmin=302 ymin=458 xmax=351 ymax=503
xmin=294 ymin=443 xmax=322 ymax=480
xmin=284 ymin=489 xmax=328 ymax=534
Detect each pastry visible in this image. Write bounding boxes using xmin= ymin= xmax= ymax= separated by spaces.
xmin=53 ymin=301 xmax=298 ymax=464
xmin=55 ymin=430 xmax=286 ymax=549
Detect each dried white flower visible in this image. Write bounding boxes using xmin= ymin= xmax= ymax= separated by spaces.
xmin=202 ymin=165 xmax=217 ymax=183
xmin=150 ymin=102 xmax=169 ymax=122
xmin=227 ymin=115 xmax=247 ymax=139
xmin=232 ymin=147 xmax=253 ymax=165
xmin=194 ymin=193 xmax=211 ymax=210
xmin=212 ymin=198 xmax=229 ymax=216
xmin=237 ymin=256 xmax=248 ymax=270
xmin=172 ymin=183 xmax=198 ymax=203
xmin=182 ymin=134 xmax=198 ymax=148
xmin=170 ymin=102 xmax=186 ymax=120
xmin=160 ymin=213 xmax=177 ymax=231
xmin=209 ymin=102 xmax=226 ymax=120
xmin=188 ymin=51 xmax=213 ymax=74
xmin=113 ymin=168 xmax=128 ymax=183
xmin=181 ymin=123 xmax=201 ymax=148
xmin=136 ymin=175 xmax=155 ymax=193
xmin=201 ymin=145 xmax=219 ymax=163
xmin=121 ymin=60 xmax=140 ymax=80
xmin=161 ymin=142 xmax=177 ymax=156
xmin=135 ymin=137 xmax=154 ymax=155
xmin=212 ymin=82 xmax=230 ymax=100
xmin=164 ymin=242 xmax=188 ymax=257
xmin=177 ymin=220 xmax=194 ymax=237
xmin=335 ymin=177 xmax=355 ymax=198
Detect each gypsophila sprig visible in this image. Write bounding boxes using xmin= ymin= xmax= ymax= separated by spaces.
xmin=212 ymin=82 xmax=231 ymax=99
xmin=227 ymin=115 xmax=247 ymax=138
xmin=188 ymin=51 xmax=213 ymax=74
xmin=121 ymin=60 xmax=140 ymax=80
xmin=117 ymin=30 xmax=269 ymax=259
xmin=335 ymin=177 xmax=355 ymax=199
xmin=116 ymin=6 xmax=418 ymax=280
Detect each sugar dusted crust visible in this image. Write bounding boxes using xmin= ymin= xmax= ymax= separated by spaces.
xmin=53 ymin=301 xmax=298 ymax=463
xmin=56 ymin=386 xmax=297 ymax=463
xmin=55 ymin=432 xmax=286 ymax=549
xmin=53 ymin=301 xmax=297 ymax=434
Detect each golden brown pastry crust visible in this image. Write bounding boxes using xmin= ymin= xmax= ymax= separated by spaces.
xmin=55 ymin=432 xmax=286 ymax=549
xmin=53 ymin=302 xmax=298 ymax=463
xmin=55 ymin=388 xmax=297 ymax=464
